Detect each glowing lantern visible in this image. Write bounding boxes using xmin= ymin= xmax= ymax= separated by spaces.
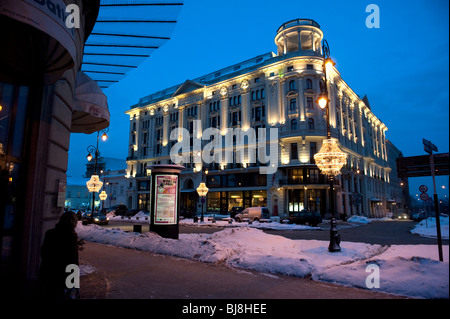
xmin=314 ymin=139 xmax=347 ymax=176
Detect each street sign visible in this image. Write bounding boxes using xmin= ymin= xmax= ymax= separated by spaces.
xmin=420 ymin=193 xmax=429 ymax=201
xmin=419 ymin=185 xmax=428 ymax=193
xmin=423 ymin=139 xmax=438 ymax=154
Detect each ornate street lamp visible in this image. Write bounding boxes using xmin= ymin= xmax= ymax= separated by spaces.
xmin=99 ymin=190 xmax=108 ymax=201
xmin=85 ymin=128 xmax=109 ymax=221
xmin=86 ymin=175 xmax=103 ymax=193
xmin=314 ymin=39 xmax=347 ymax=252
xmin=196 ymin=181 xmax=209 ymax=222
xmin=196 ymin=163 xmax=209 ymax=222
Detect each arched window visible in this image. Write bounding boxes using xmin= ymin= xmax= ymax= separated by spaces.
xmin=261 ymin=89 xmax=265 ymax=99
xmin=308 ymin=118 xmax=315 ymax=130
xmin=238 ymin=95 xmax=241 ymax=104
xmin=252 ymin=91 xmax=255 ymax=100
xmin=306 ymin=79 xmax=313 ymax=89
xmin=184 ymin=178 xmax=194 ymax=189
xmin=291 ymin=119 xmax=298 ymax=131
xmin=256 ymin=90 xmax=260 ymax=100
xmin=289 ymin=80 xmax=296 ymax=91
xmin=234 ymin=96 xmax=237 ymax=105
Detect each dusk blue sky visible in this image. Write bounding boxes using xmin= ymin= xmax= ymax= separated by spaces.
xmin=67 ymin=0 xmax=449 ymax=199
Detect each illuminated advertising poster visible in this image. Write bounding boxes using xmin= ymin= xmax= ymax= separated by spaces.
xmin=154 ymin=175 xmax=178 ymax=225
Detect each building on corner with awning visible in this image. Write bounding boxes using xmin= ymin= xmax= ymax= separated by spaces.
xmin=0 ymin=0 xmax=183 ymax=296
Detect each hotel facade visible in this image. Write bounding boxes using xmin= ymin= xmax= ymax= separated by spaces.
xmin=125 ymin=19 xmax=407 ymax=219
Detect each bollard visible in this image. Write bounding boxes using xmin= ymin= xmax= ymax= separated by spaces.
xmin=228 ymin=219 xmax=232 ymax=224
xmin=193 ymin=216 xmax=198 ymax=223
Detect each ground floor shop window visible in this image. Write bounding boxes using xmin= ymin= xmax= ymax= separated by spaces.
xmin=0 ymin=81 xmax=30 ymax=273
xmin=288 ymin=189 xmax=325 ymax=215
xmin=138 ymin=193 xmax=150 ymax=212
xmin=207 ymin=192 xmax=221 ymax=212
xmin=206 ymin=190 xmax=267 ymax=214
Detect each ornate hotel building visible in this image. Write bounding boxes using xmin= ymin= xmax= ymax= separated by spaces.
xmin=125 ymin=19 xmax=407 ymax=219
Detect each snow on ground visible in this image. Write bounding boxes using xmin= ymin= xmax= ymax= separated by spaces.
xmin=77 ymin=222 xmax=449 ymax=299
xmin=347 ymin=215 xmax=371 ymax=224
xmin=410 ymin=217 xmax=449 ymax=239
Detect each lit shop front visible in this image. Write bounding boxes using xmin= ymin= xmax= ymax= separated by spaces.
xmin=206 ymin=190 xmax=267 ymax=213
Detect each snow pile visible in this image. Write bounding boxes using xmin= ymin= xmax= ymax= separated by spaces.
xmin=76 ymin=223 xmax=449 ymax=298
xmin=410 ymin=217 xmax=449 ymax=239
xmin=180 ymin=218 xmax=320 ymax=230
xmin=317 ymin=245 xmax=449 ymax=299
xmin=347 ymin=215 xmax=372 ymax=224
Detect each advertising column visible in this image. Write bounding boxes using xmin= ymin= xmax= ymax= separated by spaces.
xmin=150 ymin=164 xmax=184 ymax=239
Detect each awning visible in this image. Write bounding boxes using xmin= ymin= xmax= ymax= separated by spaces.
xmin=0 ymin=0 xmax=78 ymax=85
xmin=81 ymin=0 xmax=183 ymax=89
xmin=370 ymin=197 xmax=382 ymax=202
xmin=386 ymin=198 xmax=396 ymax=202
xmin=71 ymin=71 xmax=110 ymax=134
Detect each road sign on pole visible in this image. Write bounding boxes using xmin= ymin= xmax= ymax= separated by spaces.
xmin=419 ymin=193 xmax=429 ymax=201
xmin=422 ymin=138 xmax=443 ymax=262
xmin=423 ymin=138 xmax=438 ymax=154
xmin=419 ymin=185 xmax=428 ymax=193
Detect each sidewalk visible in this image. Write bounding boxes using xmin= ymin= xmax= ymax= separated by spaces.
xmin=79 ymin=241 xmax=407 ymax=299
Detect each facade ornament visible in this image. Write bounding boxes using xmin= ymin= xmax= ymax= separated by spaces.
xmin=241 ymin=79 xmax=249 ymax=90
xmin=220 ymin=86 xmax=228 ymax=96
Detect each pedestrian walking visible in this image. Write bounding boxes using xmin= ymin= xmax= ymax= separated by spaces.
xmin=38 ymin=211 xmax=83 ymax=299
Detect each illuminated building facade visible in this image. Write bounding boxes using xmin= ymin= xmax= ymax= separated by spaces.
xmin=126 ymin=19 xmax=406 ymax=219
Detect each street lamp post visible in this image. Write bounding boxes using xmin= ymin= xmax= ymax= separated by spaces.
xmin=86 ymin=128 xmax=109 ymax=222
xmin=314 ymin=40 xmax=347 ymax=252
xmin=196 ymin=165 xmax=209 ymax=222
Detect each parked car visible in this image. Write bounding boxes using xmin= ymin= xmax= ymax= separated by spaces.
xmin=229 ymin=206 xmax=243 ymax=219
xmin=392 ymin=212 xmax=409 ymax=220
xmin=81 ymin=212 xmax=109 ymax=225
xmin=112 ymin=204 xmax=128 ymax=216
xmin=287 ymin=210 xmax=322 ymax=227
xmin=234 ymin=207 xmax=270 ymax=222
xmin=126 ymin=208 xmax=140 ymax=217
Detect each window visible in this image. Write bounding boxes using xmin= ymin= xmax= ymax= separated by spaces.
xmin=289 ymin=80 xmax=296 ymax=91
xmin=254 ymin=106 xmax=262 ymax=121
xmin=308 ymin=118 xmax=315 ymax=130
xmin=232 ymin=112 xmax=239 ymax=126
xmin=306 ymin=79 xmax=313 ymax=89
xmin=289 ymin=98 xmax=297 ymax=110
xmin=306 ymin=97 xmax=313 ymax=109
xmin=254 ymin=77 xmax=260 ymax=83
xmin=291 ymin=119 xmax=298 ymax=130
xmin=261 ymin=89 xmax=265 ymax=99
xmin=307 ymin=64 xmax=313 ymax=70
xmin=310 ymin=142 xmax=317 ymax=162
xmin=287 ymin=66 xmax=294 ymax=72
xmin=291 ymin=143 xmax=298 ymax=160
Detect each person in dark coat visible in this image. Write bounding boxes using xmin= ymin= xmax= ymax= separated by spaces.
xmin=38 ymin=211 xmax=82 ymax=299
